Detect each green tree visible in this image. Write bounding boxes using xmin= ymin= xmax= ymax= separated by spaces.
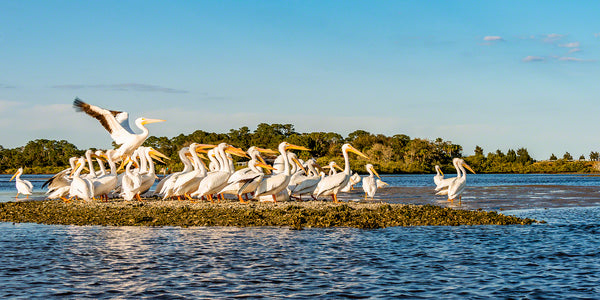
xmin=516 ymin=148 xmax=533 ymax=164
xmin=549 ymin=153 xmax=557 ymax=161
xmin=506 ymin=149 xmax=517 ymax=163
xmin=474 ymin=145 xmax=484 ymax=156
xmin=563 ymin=152 xmax=573 ymax=160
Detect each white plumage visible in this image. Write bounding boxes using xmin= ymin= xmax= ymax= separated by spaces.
xmin=10 ymin=167 xmax=33 ymax=199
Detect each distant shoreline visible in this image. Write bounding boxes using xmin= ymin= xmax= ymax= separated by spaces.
xmin=0 ymin=200 xmax=538 ymax=229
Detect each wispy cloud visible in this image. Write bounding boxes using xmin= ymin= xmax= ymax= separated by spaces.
xmin=52 ymin=83 xmax=188 ymax=94
xmin=559 ymin=42 xmax=580 ymax=48
xmin=0 ymin=83 xmax=16 ymax=89
xmin=594 ymin=33 xmax=600 ymax=38
xmin=557 ymin=57 xmax=595 ymax=62
xmin=522 ymin=56 xmax=545 ymax=62
xmin=543 ymin=33 xmax=565 ymax=43
xmin=0 ymin=100 xmax=22 ymax=113
xmin=483 ymin=36 xmax=503 ymax=41
xmin=568 ymin=48 xmax=581 ymax=53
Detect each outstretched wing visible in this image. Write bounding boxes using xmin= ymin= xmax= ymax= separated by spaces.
xmin=73 ymin=98 xmax=134 ymax=145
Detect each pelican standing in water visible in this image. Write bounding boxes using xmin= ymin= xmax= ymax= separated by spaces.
xmin=73 ymin=98 xmax=165 ymax=161
xmin=435 ymin=160 xmax=462 ymax=193
xmin=362 ymin=164 xmax=381 ymax=200
xmin=433 ymin=165 xmax=444 ymax=187
xmin=314 ymin=144 xmax=369 ymax=202
xmin=10 ymin=167 xmax=33 ymax=199
xmin=436 ymin=158 xmax=475 ymax=202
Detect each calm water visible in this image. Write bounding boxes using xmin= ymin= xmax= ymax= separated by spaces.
xmin=1 ymin=174 xmax=599 ymax=298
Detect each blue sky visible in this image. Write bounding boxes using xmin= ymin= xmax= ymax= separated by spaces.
xmin=1 ymin=1 xmax=600 ymax=160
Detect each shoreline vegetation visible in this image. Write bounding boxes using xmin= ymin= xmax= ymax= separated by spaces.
xmin=0 ymin=199 xmax=538 ymax=229
xmin=1 ymin=123 xmax=599 ymax=175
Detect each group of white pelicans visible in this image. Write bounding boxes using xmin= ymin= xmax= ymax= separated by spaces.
xmin=11 ymin=142 xmax=390 ymax=203
xmin=8 ymin=98 xmax=475 ymax=204
xmin=10 ymin=146 xmax=476 ymax=204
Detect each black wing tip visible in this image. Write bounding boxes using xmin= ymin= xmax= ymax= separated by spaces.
xmin=73 ymin=97 xmax=86 ymax=111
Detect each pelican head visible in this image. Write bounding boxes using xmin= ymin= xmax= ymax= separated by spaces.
xmin=280 ymin=142 xmax=310 ymax=152
xmin=342 ymin=144 xmax=369 ymax=159
xmin=10 ymin=167 xmax=24 ymax=181
xmin=366 ymin=164 xmax=381 ymax=179
xmin=454 ymin=158 xmax=476 ymax=174
xmin=435 ymin=165 xmax=444 ymax=176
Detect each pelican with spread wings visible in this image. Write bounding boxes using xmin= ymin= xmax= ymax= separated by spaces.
xmin=73 ymin=98 xmax=165 ymax=161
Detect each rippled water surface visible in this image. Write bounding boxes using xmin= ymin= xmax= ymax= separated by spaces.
xmin=1 ymin=174 xmax=600 ymax=298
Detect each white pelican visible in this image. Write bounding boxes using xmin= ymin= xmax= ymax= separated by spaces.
xmin=290 ymin=159 xmax=324 ymax=201
xmin=323 ymin=161 xmax=343 ymax=176
xmin=155 ymin=147 xmax=193 ymax=197
xmin=172 ymin=143 xmax=214 ymax=200
xmin=193 ymin=143 xmax=247 ymax=202
xmin=273 ymin=152 xmax=304 ymax=175
xmin=362 ymin=164 xmax=381 ymax=199
xmin=433 ymin=165 xmax=444 ymax=187
xmin=92 ymin=150 xmax=119 ymax=200
xmin=219 ymin=146 xmax=276 ymax=200
xmin=230 ymin=157 xmax=275 ymax=203
xmin=137 ymin=147 xmax=169 ymax=196
xmin=120 ymin=155 xmax=142 ymax=201
xmin=68 ymin=157 xmax=94 ymax=201
xmin=207 ymin=149 xmax=219 ymax=172
xmin=442 ymin=158 xmax=475 ymax=202
xmin=314 ymin=144 xmax=368 ymax=202
xmin=341 ymin=172 xmax=361 ymax=192
xmin=376 ymin=179 xmax=389 ymax=188
xmin=94 ymin=150 xmax=108 ymax=177
xmin=83 ymin=149 xmax=100 ymax=181
xmin=251 ymin=142 xmax=309 ymax=202
xmin=435 ymin=158 xmax=474 ymax=193
xmin=73 ymin=98 xmax=165 ymax=161
xmin=10 ymin=167 xmax=33 ymax=199
xmin=44 ymin=157 xmax=77 ymax=199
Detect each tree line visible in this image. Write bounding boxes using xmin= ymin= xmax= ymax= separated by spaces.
xmin=1 ymin=123 xmax=598 ymax=174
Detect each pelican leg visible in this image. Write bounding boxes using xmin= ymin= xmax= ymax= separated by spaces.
xmin=184 ymin=193 xmax=193 ymax=200
xmin=15 ymin=193 xmax=19 ymax=199
xmin=26 ymin=194 xmax=29 ymax=199
xmin=311 ymin=195 xmax=317 ymax=201
xmin=272 ymin=194 xmax=277 ymax=203
xmin=60 ymin=197 xmax=70 ymax=203
xmin=208 ymin=194 xmax=214 ymax=203
xmin=238 ymin=194 xmax=248 ymax=204
xmin=136 ymin=193 xmax=142 ymax=201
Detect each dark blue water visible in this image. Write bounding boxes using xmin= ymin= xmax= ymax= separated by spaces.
xmin=380 ymin=173 xmax=600 ymax=187
xmin=1 ymin=174 xmax=600 ymax=298
xmin=0 ymin=207 xmax=598 ymax=299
